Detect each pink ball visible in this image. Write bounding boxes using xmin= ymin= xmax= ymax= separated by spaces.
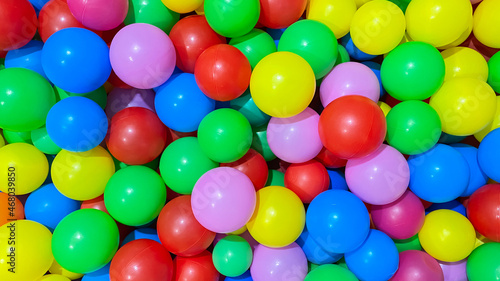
xmin=68 ymin=0 xmax=128 ymax=31
xmin=390 ymin=250 xmax=444 ymax=281
xmin=371 ymin=190 xmax=425 ymax=240
xmin=267 ymin=107 xmax=323 ymax=163
xmin=320 ymin=62 xmax=380 ymax=107
xmin=191 ymin=167 xmax=256 ymax=233
xmin=345 ymin=144 xmax=410 ymax=205
xmin=250 ymin=243 xmax=308 ymax=281
xmin=110 ymin=23 xmax=176 ymax=89
xmin=105 ymin=88 xmax=156 ymax=118
xmin=439 ymin=259 xmax=467 ymax=281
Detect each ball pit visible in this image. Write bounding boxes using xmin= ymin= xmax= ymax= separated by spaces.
xmin=3 ymin=0 xmax=500 ymax=280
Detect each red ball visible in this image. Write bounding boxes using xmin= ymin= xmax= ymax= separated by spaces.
xmin=157 ymin=196 xmax=215 ymax=257
xmin=284 ymin=159 xmax=329 ymax=203
xmin=318 ymin=95 xmax=386 ymax=159
xmin=194 ymin=44 xmax=252 ymax=101
xmin=259 ymin=0 xmax=308 ymax=29
xmin=467 ymin=183 xmax=500 ymax=242
xmin=315 ymin=147 xmax=348 ymax=169
xmin=106 ymin=107 xmax=168 ymax=165
xmin=110 ymin=239 xmax=173 ymax=281
xmin=221 ymin=149 xmax=269 ymax=190
xmin=170 ymin=15 xmax=226 ymax=73
xmin=39 ymin=0 xmax=87 ymax=42
xmin=0 ymin=0 xmax=38 ymax=51
xmin=81 ymin=195 xmax=110 ymax=215
xmin=173 ymin=251 xmax=219 ymax=281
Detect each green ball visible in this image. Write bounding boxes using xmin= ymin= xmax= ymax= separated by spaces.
xmin=3 ymin=129 xmax=32 ymax=144
xmin=251 ymin=124 xmax=276 ymax=161
xmin=124 ymin=0 xmax=179 ymax=33
xmin=305 ymin=264 xmax=358 ymax=281
xmin=0 ymin=68 xmax=56 ymax=131
xmin=334 ymin=45 xmax=350 ymax=67
xmin=230 ymin=91 xmax=271 ymax=127
xmin=386 ymin=100 xmax=442 ymax=155
xmin=213 ymin=235 xmax=252 ymax=277
xmin=204 ymin=0 xmax=260 ymax=38
xmin=159 ymin=137 xmax=218 ymax=194
xmin=198 ymin=108 xmax=253 ymax=163
xmin=112 ymin=155 xmax=160 ymax=171
xmin=487 ymin=51 xmax=500 ymax=93
xmin=230 ymin=29 xmax=277 ymax=69
xmin=388 ymin=0 xmax=411 ymax=13
xmin=467 ymin=242 xmax=500 ymax=281
xmin=55 ymin=86 xmax=107 ymax=109
xmin=308 ymin=262 xmax=320 ymax=273
xmin=265 ymin=169 xmax=285 ymax=187
xmin=31 ymin=126 xmax=62 ymax=155
xmin=52 ymin=209 xmax=119 ymax=274
xmin=381 ymin=41 xmax=445 ymax=101
xmin=393 ymin=234 xmax=422 ymax=253
xmin=278 ymin=19 xmax=338 ymax=79
xmin=104 ymin=165 xmax=167 ymax=226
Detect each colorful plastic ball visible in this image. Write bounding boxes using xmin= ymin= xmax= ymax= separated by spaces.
xmin=110 ymin=239 xmax=173 ymax=281
xmin=350 ymin=0 xmax=406 ymax=55
xmin=5 ymin=40 xmax=47 ymax=80
xmin=345 ymin=229 xmax=399 ymax=281
xmin=340 ymin=33 xmax=377 ymax=61
xmin=31 ymin=126 xmax=62 ymax=155
xmin=51 ymin=146 xmax=114 ymax=201
xmin=394 ymin=235 xmax=422 ymax=253
xmin=306 ymin=190 xmax=370 ymax=254
xmin=0 ymin=68 xmax=56 ymax=132
xmin=229 ymin=29 xmax=276 ymax=70
xmin=426 ymin=200 xmax=467 ymax=217
xmin=327 ymin=169 xmax=348 ymax=191
xmin=198 ymin=108 xmax=253 ymax=163
xmin=225 ymin=271 xmax=252 ymax=281
xmin=386 ymin=100 xmax=442 ymax=155
xmin=124 ymin=0 xmax=179 ymax=33
xmin=315 ymin=148 xmax=348 ymax=169
xmin=408 ymin=144 xmax=470 ymax=203
xmin=305 ymin=264 xmax=358 ymax=281
xmin=221 ymin=149 xmax=269 ymax=191
xmin=390 ymin=250 xmax=444 ymax=281
xmin=204 ymin=0 xmax=259 ymax=38
xmin=284 ymin=160 xmax=329 ymax=203
xmin=478 ymin=128 xmax=500 ymax=182
xmin=466 ymin=242 xmax=500 ymax=281
xmin=296 ymin=227 xmax=343 ymax=265
xmin=267 ymin=107 xmax=323 ymax=163
xmin=55 ymin=86 xmax=107 ymax=110
xmin=161 ymin=0 xmax=202 ymax=13
xmin=0 ymin=220 xmax=53 ymax=281
xmin=487 ymin=50 xmax=500 ymax=93
xmin=173 ymin=251 xmax=220 ymax=281
xmin=406 ymin=0 xmax=472 ymax=48
xmin=107 ymin=88 xmax=153 ymax=117
xmin=418 ymin=209 xmax=476 ymax=262
xmin=48 ymin=257 xmax=84 ymax=280
xmin=252 ymin=124 xmax=276 ymax=162
xmin=251 ymin=243 xmax=307 ymax=281
xmin=157 ymin=195 xmax=215 ymax=256
xmin=438 ymin=259 xmax=467 ymax=281
xmin=441 ymin=47 xmax=488 ymax=82
xmin=81 ymin=262 xmax=110 ymax=281
xmin=362 ymin=61 xmax=386 ymax=97
xmin=306 ymin=0 xmax=357 ymax=39
xmin=110 ymin=23 xmax=176 ymax=89
xmin=2 ymin=129 xmax=32 ymax=144
xmin=266 ymin=170 xmax=285 ymax=187
xmin=194 ymin=44 xmax=251 ymax=102
xmin=429 ymin=78 xmax=496 ymax=136
xmin=25 ymin=183 xmax=80 ymax=232
xmin=250 ymin=51 xmax=316 ymax=118
xmin=381 ymin=41 xmax=445 ymax=101
xmin=473 ymin=0 xmax=500 ymax=48
xmin=38 ymin=0 xmax=89 ymax=42
xmin=169 ymin=15 xmax=226 ymax=73
xmin=0 ymin=143 xmax=49 ymax=195
xmin=39 ymin=274 xmax=71 ymax=281
xmin=104 ymin=165 xmax=166 ymax=226
xmin=67 ymin=0 xmax=128 ymax=31
xmin=278 ymin=19 xmax=338 ymax=78
xmin=320 ymin=62 xmax=380 ymax=107
xmin=450 ymin=144 xmax=488 ymax=197
xmin=346 ymin=144 xmax=409 ymax=205
xmin=121 ymin=228 xmax=161 ymax=246
xmin=212 ymin=235 xmax=252 ymax=277
xmin=258 ymin=0 xmax=307 ymax=29
xmin=318 ymin=95 xmax=386 ymax=159
xmin=230 ymin=92 xmax=271 ymax=128
xmin=106 ymin=107 xmax=168 ymax=165
xmin=246 ymin=186 xmax=305 ymax=248
xmin=0 ymin=192 xmax=24 ymax=225
xmin=467 ymin=184 xmax=500 ymax=242
xmin=0 ymin=134 xmax=4 ymax=148
xmin=0 ymin=0 xmax=38 ymax=51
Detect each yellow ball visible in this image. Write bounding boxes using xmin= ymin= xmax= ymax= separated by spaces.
xmin=437 ymin=16 xmax=473 ymax=50
xmin=250 ymin=52 xmax=316 ymax=118
xmin=441 ymin=47 xmax=489 ymax=82
xmin=473 ymin=0 xmax=500 ymax=48
xmin=0 ymin=143 xmax=48 ymax=195
xmin=418 ymin=210 xmax=476 ymax=262
xmin=49 ymin=259 xmax=83 ymax=280
xmin=246 ymin=186 xmax=305 ymax=248
xmin=429 ymin=78 xmax=496 ymax=136
xmin=378 ymin=101 xmax=391 ymax=117
xmin=38 ymin=274 xmax=71 ymax=281
xmin=475 ymin=96 xmax=500 ymax=141
xmin=0 ymin=220 xmax=53 ymax=281
xmin=228 ymin=225 xmax=247 ymax=235
xmin=354 ymin=0 xmax=372 ymax=8
xmin=51 ymin=146 xmax=115 ymax=200
xmin=406 ymin=0 xmax=473 ymax=48
xmin=161 ymin=0 xmax=203 ymax=13
xmin=0 ymin=132 xmax=5 ymax=148
xmin=350 ymin=0 xmax=406 ymax=55
xmin=307 ymin=0 xmax=357 ymax=39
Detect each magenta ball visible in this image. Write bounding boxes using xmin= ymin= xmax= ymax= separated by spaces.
xmin=250 ymin=242 xmax=308 ymax=281
xmin=391 ymin=250 xmax=444 ymax=281
xmin=439 ymin=259 xmax=467 ymax=281
xmin=68 ymin=0 xmax=128 ymax=31
xmin=320 ymin=62 xmax=380 ymax=107
xmin=267 ymin=107 xmax=323 ymax=163
xmin=345 ymin=144 xmax=409 ymax=205
xmin=191 ymin=167 xmax=256 ymax=233
xmin=110 ymin=23 xmax=176 ymax=89
xmin=371 ymin=190 xmax=425 ymax=240
xmin=105 ymin=87 xmax=156 ymax=118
